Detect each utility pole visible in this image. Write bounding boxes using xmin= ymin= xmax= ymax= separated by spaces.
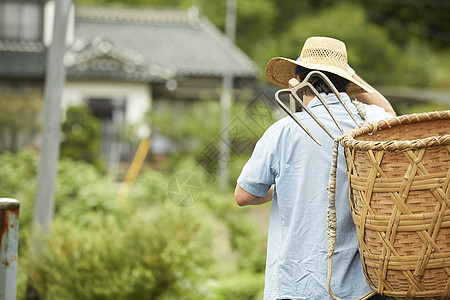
xmin=32 ymin=0 xmax=72 ymax=237
xmin=218 ymin=0 xmax=237 ymax=191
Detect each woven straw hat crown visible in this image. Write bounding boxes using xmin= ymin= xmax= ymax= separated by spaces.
xmin=300 ymin=37 xmax=347 ymax=71
xmin=265 ymin=36 xmax=373 ymax=95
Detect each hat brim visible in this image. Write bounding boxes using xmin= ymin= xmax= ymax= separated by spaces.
xmin=265 ymin=57 xmax=373 ymax=95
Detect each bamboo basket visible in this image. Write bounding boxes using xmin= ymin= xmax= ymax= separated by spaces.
xmin=340 ymin=110 xmax=450 ymax=299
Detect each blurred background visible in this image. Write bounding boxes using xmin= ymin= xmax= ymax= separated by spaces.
xmin=0 ymin=0 xmax=449 ymax=299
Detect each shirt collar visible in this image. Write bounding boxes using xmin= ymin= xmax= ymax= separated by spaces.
xmin=308 ymin=92 xmax=351 ymax=109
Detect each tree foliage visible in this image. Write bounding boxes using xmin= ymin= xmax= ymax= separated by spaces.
xmin=347 ymin=0 xmax=450 ymax=49
xmin=60 ymin=105 xmax=104 ymax=170
xmin=149 ymin=94 xmax=277 ymax=180
xmin=256 ymin=3 xmax=434 ymax=86
xmin=0 ymin=87 xmax=42 ymax=153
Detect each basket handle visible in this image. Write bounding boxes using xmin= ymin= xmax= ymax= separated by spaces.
xmin=327 ymin=138 xmax=375 ymax=300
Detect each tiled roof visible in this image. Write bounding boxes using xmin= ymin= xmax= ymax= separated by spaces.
xmin=0 ymin=41 xmax=46 ymax=79
xmin=0 ymin=6 xmax=259 ymax=82
xmin=65 ymin=36 xmax=169 ymax=82
xmin=72 ymin=6 xmax=259 ymax=80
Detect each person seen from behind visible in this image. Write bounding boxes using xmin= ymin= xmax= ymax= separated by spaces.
xmin=235 ymin=36 xmax=396 ymax=300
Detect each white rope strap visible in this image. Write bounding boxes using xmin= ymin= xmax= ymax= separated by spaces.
xmin=351 ymin=99 xmax=368 ymax=123
xmin=327 ymin=137 xmax=375 ymax=300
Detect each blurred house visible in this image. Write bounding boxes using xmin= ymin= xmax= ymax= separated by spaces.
xmin=0 ymin=1 xmax=259 ymax=162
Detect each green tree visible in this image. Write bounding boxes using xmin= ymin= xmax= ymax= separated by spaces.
xmin=347 ymin=0 xmax=450 ymax=49
xmin=0 ymin=87 xmax=42 ymax=153
xmin=255 ymin=3 xmax=434 ymax=86
xmin=60 ymin=105 xmax=104 ymax=169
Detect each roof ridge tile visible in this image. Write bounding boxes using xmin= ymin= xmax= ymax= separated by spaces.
xmin=0 ymin=41 xmax=45 ymax=52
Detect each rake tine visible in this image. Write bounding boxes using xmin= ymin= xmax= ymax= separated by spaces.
xmin=314 ymin=92 xmax=344 ymax=134
xmin=275 ymin=88 xmax=322 ymax=146
xmin=304 ymin=71 xmax=361 ymax=128
xmin=289 ymin=85 xmax=336 ymax=140
xmin=274 ymin=71 xmax=363 ymax=145
xmin=300 ymin=82 xmax=345 ymax=135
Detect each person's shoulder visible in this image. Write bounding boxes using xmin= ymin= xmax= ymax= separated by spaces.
xmin=264 ymin=115 xmax=293 ymax=135
xmin=364 ymin=103 xmax=394 ymax=122
xmin=256 ymin=116 xmax=297 ymax=146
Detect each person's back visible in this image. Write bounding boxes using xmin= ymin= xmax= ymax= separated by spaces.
xmin=256 ymin=92 xmax=390 ymax=299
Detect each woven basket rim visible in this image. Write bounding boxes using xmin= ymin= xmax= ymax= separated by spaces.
xmin=340 ymin=110 xmax=450 ymax=151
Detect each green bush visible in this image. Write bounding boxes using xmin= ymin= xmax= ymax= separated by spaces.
xmin=213 ymin=271 xmax=265 ymax=300
xmin=0 ymin=139 xmax=269 ymax=300
xmin=126 ymin=169 xmax=169 ymax=207
xmin=26 ymin=204 xmax=215 ymax=300
xmin=0 ymin=149 xmax=124 ymax=256
xmin=0 ymin=149 xmax=38 ymax=228
xmin=0 ymin=149 xmax=120 ymax=231
xmin=54 ymin=158 xmax=120 ymax=227
xmin=222 ymin=210 xmax=268 ymax=273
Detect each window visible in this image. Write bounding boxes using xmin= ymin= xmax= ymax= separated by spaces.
xmin=0 ymin=1 xmax=43 ymax=41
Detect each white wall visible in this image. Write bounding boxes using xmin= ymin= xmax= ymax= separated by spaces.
xmin=62 ymin=81 xmax=152 ymax=139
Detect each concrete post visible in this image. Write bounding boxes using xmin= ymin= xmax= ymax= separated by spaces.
xmin=33 ymin=0 xmax=71 ymax=235
xmin=0 ymin=198 xmax=20 ymax=300
xmin=218 ymin=0 xmax=237 ymax=191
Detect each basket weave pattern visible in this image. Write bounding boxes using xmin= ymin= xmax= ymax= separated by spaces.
xmin=341 ymin=111 xmax=450 ymax=299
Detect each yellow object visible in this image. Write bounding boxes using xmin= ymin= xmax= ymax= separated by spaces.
xmin=118 ymin=138 xmax=151 ymax=202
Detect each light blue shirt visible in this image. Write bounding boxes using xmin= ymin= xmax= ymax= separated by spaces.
xmin=237 ymin=93 xmax=392 ymax=300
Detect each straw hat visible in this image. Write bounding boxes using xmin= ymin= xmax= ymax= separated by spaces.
xmin=265 ymin=37 xmax=373 ymax=95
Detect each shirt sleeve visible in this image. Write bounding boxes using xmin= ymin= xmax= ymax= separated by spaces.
xmin=237 ymin=125 xmax=280 ymax=197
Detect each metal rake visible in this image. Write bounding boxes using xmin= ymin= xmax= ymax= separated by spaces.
xmin=274 ymin=70 xmax=362 ymax=146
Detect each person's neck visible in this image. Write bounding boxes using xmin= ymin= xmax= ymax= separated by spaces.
xmin=303 ymin=94 xmax=315 ymax=106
